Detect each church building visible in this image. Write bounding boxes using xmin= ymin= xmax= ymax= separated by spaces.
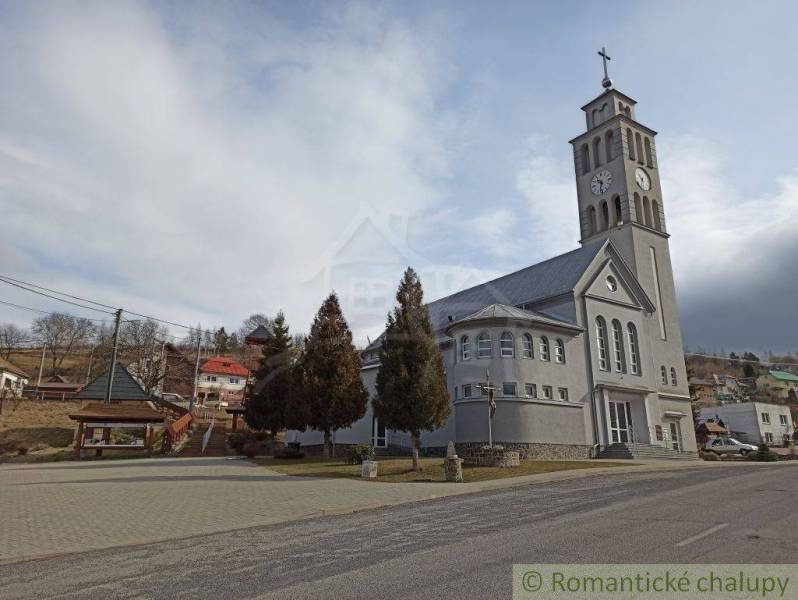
xmin=297 ymin=58 xmax=698 ymax=460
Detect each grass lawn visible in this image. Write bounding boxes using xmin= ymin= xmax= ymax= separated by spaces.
xmin=254 ymin=455 xmax=627 ymax=483
xmin=0 ymin=400 xmax=79 ymax=461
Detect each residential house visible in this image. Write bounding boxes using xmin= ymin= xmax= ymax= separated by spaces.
xmin=701 ymin=403 xmax=795 ymax=446
xmin=0 ymin=357 xmax=29 ymax=398
xmin=197 ymin=356 xmax=249 ymax=405
xmin=756 ymin=370 xmax=798 ymax=401
xmin=689 ymin=377 xmax=718 ymax=407
xmin=26 ymin=374 xmax=83 ymax=400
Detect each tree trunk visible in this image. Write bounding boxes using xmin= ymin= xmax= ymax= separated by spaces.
xmin=411 ymin=432 xmax=420 ymax=471
xmin=323 ymin=429 xmax=332 ymax=458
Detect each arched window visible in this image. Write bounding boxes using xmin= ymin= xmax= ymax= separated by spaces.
xmin=592 ymin=137 xmax=602 ymax=168
xmin=635 ymin=132 xmax=644 ymax=164
xmin=477 ymin=333 xmax=491 ymax=359
xmin=599 ymin=103 xmax=608 ymax=121
xmin=624 ymin=105 xmax=631 ymax=118
xmin=588 ymin=206 xmax=597 ymax=235
xmin=627 ymin=323 xmax=640 ymax=375
xmin=539 ymin=336 xmax=550 ymax=361
xmin=670 ymin=367 xmax=678 ymax=386
xmin=461 ymin=335 xmax=471 ymax=361
xmin=613 ymin=195 xmax=622 ymax=226
xmin=660 ymin=365 xmax=668 ymax=385
xmin=642 ymin=196 xmax=652 ymax=228
xmin=605 ymin=130 xmax=614 ymax=162
xmin=652 ymin=199 xmax=662 ymax=231
xmin=580 ymin=143 xmax=590 ymax=175
xmin=611 ymin=319 xmax=626 ymax=372
xmin=644 ymin=137 xmax=653 ymax=167
xmin=595 ymin=317 xmax=609 ymax=371
xmin=554 ymin=339 xmax=566 ymax=364
xmin=627 ymin=128 xmax=636 ymax=160
xmin=600 ymin=200 xmax=609 ymax=231
xmin=499 ymin=331 xmax=514 ymax=358
xmin=522 ymin=334 xmax=534 ymax=359
xmin=591 ymin=109 xmax=599 ymax=127
xmin=634 ymin=192 xmax=643 ymax=223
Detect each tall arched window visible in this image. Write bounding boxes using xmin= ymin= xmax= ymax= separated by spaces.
xmin=652 ymin=199 xmax=662 ymax=231
xmin=613 ymin=195 xmax=622 ymax=226
xmin=624 ymin=105 xmax=631 ymax=118
xmin=477 ymin=333 xmax=491 ymax=359
xmin=634 ymin=192 xmax=643 ymax=223
xmin=580 ymin=143 xmax=590 ymax=175
xmin=554 ymin=339 xmax=566 ymax=364
xmin=660 ymin=365 xmax=668 ymax=385
xmin=588 ymin=206 xmax=598 ymax=235
xmin=591 ymin=109 xmax=599 ymax=127
xmin=461 ymin=335 xmax=471 ymax=361
xmin=670 ymin=367 xmax=678 ymax=386
xmin=627 ymin=323 xmax=640 ymax=375
xmin=644 ymin=137 xmax=653 ymax=167
xmin=642 ymin=196 xmax=652 ymax=228
xmin=627 ymin=128 xmax=636 ymax=160
xmin=604 ymin=130 xmax=614 ymax=162
xmin=539 ymin=336 xmax=551 ymax=361
xmin=592 ymin=137 xmax=602 ymax=168
xmin=522 ymin=334 xmax=533 ymax=359
xmin=611 ymin=319 xmax=626 ymax=372
xmin=596 ymin=317 xmax=609 ymax=371
xmin=635 ymin=132 xmax=644 ymax=165
xmin=499 ymin=331 xmax=514 ymax=358
xmin=600 ymin=200 xmax=609 ymax=231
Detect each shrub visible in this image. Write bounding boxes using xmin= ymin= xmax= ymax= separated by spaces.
xmin=241 ymin=442 xmax=260 ymax=459
xmin=745 ymin=443 xmax=780 ymax=462
xmin=274 ymin=447 xmax=305 ymax=459
xmin=344 ymin=444 xmax=375 ymax=464
xmin=254 ymin=431 xmax=271 ymax=442
xmin=227 ymin=433 xmax=246 ymax=451
xmin=701 ymin=451 xmax=721 ymax=461
xmin=16 ymin=445 xmax=28 ymax=456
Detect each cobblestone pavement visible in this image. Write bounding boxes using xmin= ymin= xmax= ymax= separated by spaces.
xmin=0 ymin=456 xmax=724 ymax=563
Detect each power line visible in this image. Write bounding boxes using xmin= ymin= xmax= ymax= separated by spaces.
xmin=0 ymin=274 xmax=118 ymax=311
xmin=0 ymin=298 xmax=111 ymax=322
xmin=0 ymin=277 xmax=116 ymax=316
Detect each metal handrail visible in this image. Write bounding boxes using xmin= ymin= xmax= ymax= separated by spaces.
xmin=201 ymin=418 xmax=215 ymax=454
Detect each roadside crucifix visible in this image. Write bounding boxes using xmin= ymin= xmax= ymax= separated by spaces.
xmin=476 ymin=370 xmax=497 ymax=448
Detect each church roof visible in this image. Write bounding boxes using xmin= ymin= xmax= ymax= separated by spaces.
xmin=364 ymin=240 xmax=605 ymax=351
xmin=426 ymin=240 xmax=605 ymax=331
xmin=445 ymin=304 xmax=583 ymax=333
xmin=73 ymin=363 xmax=151 ymax=402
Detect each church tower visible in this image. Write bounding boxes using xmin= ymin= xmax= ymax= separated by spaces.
xmin=569 ymin=48 xmax=688 ymax=394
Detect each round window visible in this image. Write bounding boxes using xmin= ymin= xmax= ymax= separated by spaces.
xmin=606 ymin=276 xmax=618 ymax=292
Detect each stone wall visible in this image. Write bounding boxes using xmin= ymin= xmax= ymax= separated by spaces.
xmin=456 ymin=441 xmax=591 ymax=461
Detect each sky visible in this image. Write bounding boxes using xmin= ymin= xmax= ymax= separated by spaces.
xmin=1 ymin=0 xmax=797 ymax=354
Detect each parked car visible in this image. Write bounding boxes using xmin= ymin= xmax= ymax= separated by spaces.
xmin=706 ymin=437 xmax=758 ymax=456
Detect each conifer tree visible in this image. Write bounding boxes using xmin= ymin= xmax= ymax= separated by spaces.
xmin=374 ymin=268 xmax=450 ymax=471
xmin=301 ymin=293 xmax=368 ymax=457
xmin=244 ymin=311 xmax=294 ymax=435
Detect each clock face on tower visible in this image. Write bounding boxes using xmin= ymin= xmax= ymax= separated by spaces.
xmin=591 ymin=170 xmax=612 ymax=195
xmin=635 ymin=167 xmax=651 ymax=191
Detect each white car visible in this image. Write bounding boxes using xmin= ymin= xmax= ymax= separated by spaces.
xmin=707 ymin=437 xmax=758 ymax=456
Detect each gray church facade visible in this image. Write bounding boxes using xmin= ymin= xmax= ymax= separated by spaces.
xmin=296 ymin=82 xmax=698 ymax=459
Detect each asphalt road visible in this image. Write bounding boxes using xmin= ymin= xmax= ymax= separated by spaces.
xmin=1 ymin=464 xmax=796 ymax=599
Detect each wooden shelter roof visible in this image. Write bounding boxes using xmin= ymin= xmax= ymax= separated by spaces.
xmin=68 ymin=402 xmax=165 ymax=423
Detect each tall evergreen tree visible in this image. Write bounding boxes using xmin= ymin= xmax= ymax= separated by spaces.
xmin=374 ymin=268 xmax=450 ymax=471
xmin=213 ymin=327 xmax=230 ymax=354
xmin=301 ymin=293 xmax=368 ymax=458
xmin=244 ymin=311 xmax=294 ymax=435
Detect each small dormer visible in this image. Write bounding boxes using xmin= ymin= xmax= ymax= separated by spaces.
xmin=582 ymin=89 xmax=637 ymax=130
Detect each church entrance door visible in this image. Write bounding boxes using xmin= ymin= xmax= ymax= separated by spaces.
xmin=609 ymin=401 xmax=634 ymax=443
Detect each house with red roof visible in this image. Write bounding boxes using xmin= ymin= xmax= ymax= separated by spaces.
xmin=197 ymin=356 xmax=249 ymax=406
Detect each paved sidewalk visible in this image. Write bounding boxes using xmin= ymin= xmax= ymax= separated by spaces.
xmin=0 ymin=456 xmax=753 ymax=564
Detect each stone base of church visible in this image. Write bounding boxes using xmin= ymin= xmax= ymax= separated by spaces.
xmin=456 ymin=441 xmax=592 ymax=461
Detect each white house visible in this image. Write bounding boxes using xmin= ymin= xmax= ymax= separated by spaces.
xmin=0 ymin=357 xmax=30 ymax=398
xmin=701 ymin=403 xmax=795 ymax=446
xmin=197 ymin=356 xmax=249 ymax=405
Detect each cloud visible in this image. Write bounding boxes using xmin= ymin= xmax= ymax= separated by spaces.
xmin=0 ymin=1 xmax=457 ymax=338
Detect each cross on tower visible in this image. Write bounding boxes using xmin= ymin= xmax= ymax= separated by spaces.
xmin=598 ymin=46 xmax=613 ymax=89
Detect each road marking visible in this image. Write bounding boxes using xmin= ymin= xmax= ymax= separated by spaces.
xmin=675 ymin=523 xmax=729 ymax=547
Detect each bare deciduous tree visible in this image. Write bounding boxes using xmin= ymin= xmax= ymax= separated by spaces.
xmin=31 ymin=313 xmax=96 ymax=375
xmin=0 ymin=323 xmax=29 ymax=360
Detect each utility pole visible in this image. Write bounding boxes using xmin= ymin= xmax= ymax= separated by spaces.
xmin=86 ymin=346 xmax=95 ymax=384
xmin=36 ymin=344 xmax=46 ymax=389
xmin=189 ymin=336 xmax=201 ymax=413
xmin=104 ymin=309 xmax=123 ymax=405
